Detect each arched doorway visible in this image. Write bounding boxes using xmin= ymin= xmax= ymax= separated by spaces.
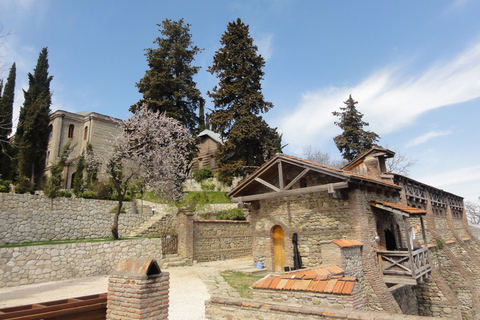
xmin=272 ymin=225 xmax=286 ymax=272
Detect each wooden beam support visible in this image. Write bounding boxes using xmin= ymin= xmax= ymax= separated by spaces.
xmin=254 ymin=177 xmax=280 ymax=192
xmin=278 ymin=160 xmax=284 ymax=191
xmin=284 ymin=168 xmax=309 ymax=191
xmin=232 ymin=181 xmax=349 ymax=203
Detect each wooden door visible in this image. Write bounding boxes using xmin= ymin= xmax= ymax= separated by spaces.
xmin=273 ymin=225 xmax=286 ymax=272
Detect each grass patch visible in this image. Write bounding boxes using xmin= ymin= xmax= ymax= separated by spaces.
xmin=0 ymin=236 xmax=147 ymax=248
xmin=139 ymin=190 xmax=231 ymax=205
xmin=221 ymin=271 xmax=263 ymax=298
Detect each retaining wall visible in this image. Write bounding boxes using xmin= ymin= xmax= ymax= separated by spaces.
xmin=0 ymin=193 xmax=152 ymax=244
xmin=193 ymin=220 xmax=252 ymax=262
xmin=0 ymin=238 xmax=162 ymax=287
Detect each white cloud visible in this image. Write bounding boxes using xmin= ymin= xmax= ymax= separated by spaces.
xmin=254 ymin=33 xmax=273 ymax=61
xmin=417 ymin=164 xmax=480 ymax=202
xmin=405 ymin=130 xmax=452 ymax=148
xmin=276 ymin=40 xmax=480 ymax=151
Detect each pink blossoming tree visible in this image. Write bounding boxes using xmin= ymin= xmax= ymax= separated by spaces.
xmin=106 ymin=105 xmax=192 ymax=239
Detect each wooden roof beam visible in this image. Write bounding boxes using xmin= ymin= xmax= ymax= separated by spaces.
xmin=232 ymin=181 xmax=349 ymax=203
xmin=254 ymin=177 xmax=280 ymax=192
xmin=284 ymin=168 xmax=310 ymax=191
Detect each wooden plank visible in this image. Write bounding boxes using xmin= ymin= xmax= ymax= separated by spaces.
xmin=383 ymin=276 xmax=417 ymax=285
xmin=232 ymin=181 xmax=349 ymax=202
xmin=278 ymin=160 xmax=284 ymax=190
xmin=284 ymin=168 xmax=309 ymax=190
xmin=254 ymin=177 xmax=280 ymax=192
xmin=0 ymin=295 xmax=107 ymax=320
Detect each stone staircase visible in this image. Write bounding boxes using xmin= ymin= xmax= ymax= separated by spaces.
xmin=161 ymin=254 xmax=189 ymax=268
xmin=127 ymin=212 xmax=167 ymax=237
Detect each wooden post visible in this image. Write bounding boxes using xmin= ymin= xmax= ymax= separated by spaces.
xmin=278 ymin=160 xmax=284 ymax=190
xmin=420 ymin=216 xmax=429 ymax=280
xmin=403 ymin=216 xmax=416 ymax=280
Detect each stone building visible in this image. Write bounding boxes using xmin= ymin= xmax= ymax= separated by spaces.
xmin=190 ymin=129 xmax=222 ymax=173
xmin=45 ymin=110 xmax=122 ymax=189
xmin=228 ymin=147 xmax=478 ymax=318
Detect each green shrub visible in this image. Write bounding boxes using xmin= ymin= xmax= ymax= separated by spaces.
xmin=78 ymin=191 xmax=95 ymax=199
xmin=200 ymin=181 xmax=215 ymax=191
xmin=56 ymin=190 xmax=72 ymax=198
xmin=0 ymin=179 xmax=12 ymax=193
xmin=193 ymin=168 xmax=213 ymax=182
xmin=90 ymin=180 xmax=113 ymax=200
xmin=14 ymin=176 xmax=34 ymax=194
xmin=216 ymin=208 xmax=246 ymax=221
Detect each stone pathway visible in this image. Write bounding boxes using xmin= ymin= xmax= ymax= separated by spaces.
xmin=0 ymin=257 xmax=256 ymax=320
xmin=166 ymin=257 xmax=252 ymax=319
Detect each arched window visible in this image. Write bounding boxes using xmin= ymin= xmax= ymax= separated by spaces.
xmin=48 ymin=125 xmax=53 ymax=140
xmin=68 ymin=124 xmax=74 ymax=138
xmin=84 ymin=126 xmax=88 ymax=140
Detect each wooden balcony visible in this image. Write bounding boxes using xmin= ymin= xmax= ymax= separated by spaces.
xmin=378 ymin=247 xmax=431 ymax=286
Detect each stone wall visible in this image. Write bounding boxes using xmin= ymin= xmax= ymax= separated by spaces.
xmin=205 ymin=296 xmax=448 ymax=320
xmin=251 ymin=191 xmax=356 ymax=271
xmin=193 ymin=220 xmax=252 ymax=262
xmin=0 ymin=238 xmax=162 ymax=287
xmin=0 ymin=193 xmax=152 ymax=244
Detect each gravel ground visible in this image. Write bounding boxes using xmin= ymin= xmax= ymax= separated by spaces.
xmin=0 ymin=257 xmax=254 ymax=319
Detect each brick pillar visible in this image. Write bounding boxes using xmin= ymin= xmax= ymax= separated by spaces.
xmin=176 ymin=208 xmax=194 ymax=264
xmin=107 ymin=259 xmax=169 ymax=320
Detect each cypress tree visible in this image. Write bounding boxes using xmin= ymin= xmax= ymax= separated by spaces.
xmin=208 ymin=18 xmax=281 ymax=184
xmin=0 ymin=63 xmax=16 ymax=179
xmin=15 ymin=48 xmax=53 ymax=186
xmin=332 ymin=95 xmax=380 ymax=161
xmin=131 ymin=19 xmax=204 ymax=134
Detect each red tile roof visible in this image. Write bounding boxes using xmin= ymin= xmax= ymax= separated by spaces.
xmin=370 ymin=200 xmax=427 ymax=216
xmin=332 ymin=239 xmax=363 ymax=248
xmin=228 ymin=153 xmax=401 ymax=198
xmin=252 ymin=266 xmax=356 ymax=295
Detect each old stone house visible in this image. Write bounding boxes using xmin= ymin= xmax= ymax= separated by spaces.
xmin=228 ymin=147 xmax=479 ymax=318
xmin=45 ymin=110 xmax=122 ymax=189
xmin=190 ymin=129 xmax=222 ymax=173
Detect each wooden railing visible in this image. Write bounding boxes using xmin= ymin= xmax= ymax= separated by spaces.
xmin=378 ymin=247 xmax=431 ymax=284
xmin=0 ymin=294 xmax=107 ymax=320
xmin=162 ymin=234 xmax=178 ymax=255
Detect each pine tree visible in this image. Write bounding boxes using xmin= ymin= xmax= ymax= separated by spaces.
xmin=131 ymin=19 xmax=204 ymax=134
xmin=208 ymin=18 xmax=282 ymax=184
xmin=15 ymin=48 xmax=53 ymax=186
xmin=0 ymin=63 xmax=16 ymax=178
xmin=332 ymin=95 xmax=380 ymax=161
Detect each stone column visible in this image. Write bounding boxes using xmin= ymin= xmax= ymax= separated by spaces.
xmin=107 ymin=259 xmax=169 ymax=320
xmin=176 ymin=208 xmax=194 ymax=264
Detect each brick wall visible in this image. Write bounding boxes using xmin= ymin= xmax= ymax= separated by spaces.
xmin=107 ymin=260 xmax=169 ymax=320
xmin=205 ymin=296 xmax=448 ymax=320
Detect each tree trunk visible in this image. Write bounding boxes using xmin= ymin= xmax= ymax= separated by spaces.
xmin=112 ymin=190 xmax=123 ymax=240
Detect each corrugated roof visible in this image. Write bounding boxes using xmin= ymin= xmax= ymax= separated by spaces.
xmin=251 ymin=266 xmax=356 ymax=295
xmin=198 ymin=129 xmax=223 ymax=144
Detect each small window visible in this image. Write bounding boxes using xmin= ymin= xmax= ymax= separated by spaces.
xmin=48 ymin=125 xmax=53 ymax=140
xmin=68 ymin=124 xmax=74 ymax=138
xmin=84 ymin=126 xmax=88 ymax=140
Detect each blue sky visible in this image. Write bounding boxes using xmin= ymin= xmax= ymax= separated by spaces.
xmin=1 ymin=0 xmax=479 ymax=202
